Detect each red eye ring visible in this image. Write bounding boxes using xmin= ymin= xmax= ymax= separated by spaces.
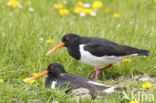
xmin=66 ymin=37 xmax=70 ymax=41
xmin=50 ymin=66 xmax=54 ymax=70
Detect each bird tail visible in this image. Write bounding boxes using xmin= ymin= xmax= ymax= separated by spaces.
xmin=96 ymin=86 xmax=126 ymax=98
xmin=88 ymin=81 xmax=125 ymax=95
xmin=136 ymin=49 xmax=150 ymax=56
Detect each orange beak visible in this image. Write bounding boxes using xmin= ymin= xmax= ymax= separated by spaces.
xmin=24 ymin=71 xmax=48 ymax=82
xmin=46 ymin=42 xmax=65 ymax=56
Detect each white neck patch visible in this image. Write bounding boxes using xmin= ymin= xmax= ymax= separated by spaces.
xmin=51 ymin=81 xmax=57 ymax=89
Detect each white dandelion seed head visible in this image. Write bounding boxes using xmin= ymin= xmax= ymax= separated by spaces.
xmin=63 ymin=0 xmax=67 ymax=4
xmin=80 ymin=12 xmax=86 ymax=17
xmin=6 ymin=2 xmax=11 ymax=6
xmin=117 ymin=24 xmax=121 ymax=27
xmin=83 ymin=3 xmax=90 ymax=8
xmin=39 ymin=38 xmax=44 ymax=41
xmin=18 ymin=5 xmax=23 ymax=9
xmin=29 ymin=7 xmax=34 ymax=12
xmin=90 ymin=12 xmax=96 ymax=16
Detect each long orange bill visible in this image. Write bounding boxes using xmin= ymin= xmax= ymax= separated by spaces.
xmin=46 ymin=42 xmax=65 ymax=56
xmin=24 ymin=70 xmax=48 ymax=82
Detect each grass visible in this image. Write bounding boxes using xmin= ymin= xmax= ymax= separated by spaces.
xmin=0 ymin=0 xmax=156 ymax=102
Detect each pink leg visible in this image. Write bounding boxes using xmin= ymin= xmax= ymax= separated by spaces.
xmin=91 ymin=64 xmax=113 ymax=81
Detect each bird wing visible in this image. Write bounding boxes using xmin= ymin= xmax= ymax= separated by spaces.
xmin=82 ymin=38 xmax=140 ymax=56
xmin=58 ymin=73 xmax=93 ymax=89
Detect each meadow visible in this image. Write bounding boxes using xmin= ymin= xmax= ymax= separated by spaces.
xmin=0 ymin=0 xmax=156 ymax=103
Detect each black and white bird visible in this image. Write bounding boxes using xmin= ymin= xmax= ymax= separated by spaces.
xmin=24 ymin=63 xmax=123 ymax=97
xmin=46 ymin=34 xmax=150 ymax=81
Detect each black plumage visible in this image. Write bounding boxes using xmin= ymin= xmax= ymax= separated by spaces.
xmin=46 ymin=33 xmax=150 ymax=80
xmin=62 ymin=34 xmax=149 ymax=59
xmin=45 ymin=63 xmax=122 ymax=97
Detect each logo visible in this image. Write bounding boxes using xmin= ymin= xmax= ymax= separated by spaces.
xmin=123 ymin=91 xmax=155 ymax=102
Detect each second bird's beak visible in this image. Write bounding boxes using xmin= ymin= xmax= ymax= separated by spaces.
xmin=24 ymin=71 xmax=48 ymax=82
xmin=46 ymin=42 xmax=65 ymax=56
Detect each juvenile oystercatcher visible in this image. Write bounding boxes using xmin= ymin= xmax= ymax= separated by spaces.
xmin=46 ymin=34 xmax=150 ymax=81
xmin=24 ymin=63 xmax=123 ymax=97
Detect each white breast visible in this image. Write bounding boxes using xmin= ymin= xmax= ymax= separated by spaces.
xmin=79 ymin=44 xmax=136 ymax=67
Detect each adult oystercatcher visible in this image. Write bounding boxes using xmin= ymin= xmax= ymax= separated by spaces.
xmin=24 ymin=63 xmax=123 ymax=97
xmin=46 ymin=34 xmax=150 ymax=81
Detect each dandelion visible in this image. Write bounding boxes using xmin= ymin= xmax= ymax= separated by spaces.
xmin=54 ymin=3 xmax=63 ymax=9
xmin=117 ymin=24 xmax=121 ymax=28
xmin=104 ymin=8 xmax=110 ymax=13
xmin=92 ymin=1 xmax=103 ymax=9
xmin=25 ymin=1 xmax=31 ymax=7
xmin=74 ymin=7 xmax=83 ymax=14
xmin=77 ymin=1 xmax=83 ymax=7
xmin=114 ymin=13 xmax=121 ymax=18
xmin=59 ymin=9 xmax=69 ymax=15
xmin=154 ymin=0 xmax=156 ymax=3
xmin=0 ymin=78 xmax=4 ymax=83
xmin=123 ymin=58 xmax=131 ymax=62
xmin=18 ymin=4 xmax=23 ymax=9
xmin=83 ymin=3 xmax=90 ymax=8
xmin=39 ymin=37 xmax=44 ymax=41
xmin=23 ymin=78 xmax=35 ymax=83
xmin=46 ymin=40 xmax=54 ymax=44
xmin=63 ymin=0 xmax=67 ymax=4
xmin=28 ymin=7 xmax=34 ymax=12
xmin=94 ymin=65 xmax=108 ymax=70
xmin=80 ymin=12 xmax=86 ymax=17
xmin=129 ymin=100 xmax=139 ymax=103
xmin=32 ymin=73 xmax=39 ymax=76
xmin=18 ymin=35 xmax=23 ymax=39
xmin=142 ymin=82 xmax=152 ymax=89
xmin=7 ymin=0 xmax=20 ymax=8
xmin=38 ymin=44 xmax=42 ymax=48
xmin=82 ymin=8 xmax=93 ymax=14
xmin=90 ymin=12 xmax=96 ymax=16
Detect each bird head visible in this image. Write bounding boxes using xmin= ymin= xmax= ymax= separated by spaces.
xmin=46 ymin=33 xmax=80 ymax=55
xmin=24 ymin=63 xmax=66 ymax=82
xmin=47 ymin=63 xmax=66 ymax=76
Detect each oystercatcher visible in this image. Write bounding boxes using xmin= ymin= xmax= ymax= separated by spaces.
xmin=46 ymin=34 xmax=150 ymax=81
xmin=24 ymin=63 xmax=124 ymax=97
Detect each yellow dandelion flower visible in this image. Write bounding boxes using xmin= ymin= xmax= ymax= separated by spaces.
xmin=77 ymin=1 xmax=83 ymax=7
xmin=94 ymin=65 xmax=109 ymax=70
xmin=59 ymin=9 xmax=69 ymax=15
xmin=82 ymin=8 xmax=93 ymax=14
xmin=23 ymin=78 xmax=35 ymax=83
xmin=104 ymin=8 xmax=110 ymax=13
xmin=123 ymin=58 xmax=132 ymax=62
xmin=18 ymin=35 xmax=23 ymax=39
xmin=38 ymin=44 xmax=42 ymax=48
xmin=154 ymin=0 xmax=156 ymax=3
xmin=142 ymin=82 xmax=152 ymax=89
xmin=114 ymin=13 xmax=121 ymax=18
xmin=8 ymin=0 xmax=20 ymax=8
xmin=25 ymin=1 xmax=31 ymax=7
xmin=129 ymin=100 xmax=139 ymax=103
xmin=54 ymin=3 xmax=63 ymax=9
xmin=74 ymin=7 xmax=83 ymax=14
xmin=92 ymin=1 xmax=103 ymax=9
xmin=0 ymin=79 xmax=4 ymax=83
xmin=32 ymin=73 xmax=39 ymax=76
xmin=46 ymin=40 xmax=54 ymax=44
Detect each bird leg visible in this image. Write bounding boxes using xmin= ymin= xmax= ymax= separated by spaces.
xmin=91 ymin=64 xmax=113 ymax=81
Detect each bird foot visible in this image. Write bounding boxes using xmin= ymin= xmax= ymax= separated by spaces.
xmin=91 ymin=64 xmax=113 ymax=81
xmin=91 ymin=69 xmax=101 ymax=81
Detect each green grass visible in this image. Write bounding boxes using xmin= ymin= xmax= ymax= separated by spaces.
xmin=0 ymin=0 xmax=156 ymax=102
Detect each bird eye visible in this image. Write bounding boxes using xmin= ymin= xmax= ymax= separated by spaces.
xmin=50 ymin=66 xmax=54 ymax=70
xmin=65 ymin=37 xmax=70 ymax=41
